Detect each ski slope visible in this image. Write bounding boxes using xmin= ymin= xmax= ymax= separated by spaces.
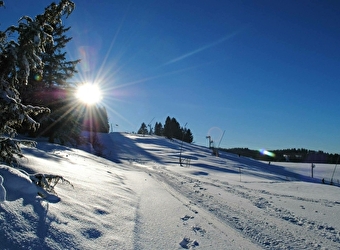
xmin=0 ymin=132 xmax=339 ymax=249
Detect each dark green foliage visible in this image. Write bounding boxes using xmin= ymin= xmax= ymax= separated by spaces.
xmin=137 ymin=122 xmax=148 ymax=135
xmin=0 ymin=0 xmax=75 ymax=165
xmin=82 ymin=105 xmax=110 ymax=133
xmin=171 ymin=117 xmax=182 ymax=139
xmin=163 ymin=117 xmax=181 ymax=139
xmin=18 ymin=83 xmax=82 ymax=145
xmin=17 ymin=1 xmax=81 ymax=144
xmin=0 ymin=138 xmax=35 ymax=165
xmin=221 ymin=147 xmax=339 ymax=164
xmin=45 ymin=88 xmax=83 ymax=144
xmin=163 ymin=116 xmax=173 ymax=139
xmin=222 ymin=148 xmax=251 ymax=157
xmin=42 ymin=24 xmax=80 ymax=87
xmin=97 ymin=106 xmax=110 ymax=133
xmin=16 ymin=0 xmax=109 ymax=141
xmin=140 ymin=116 xmax=193 ymax=143
xmin=163 ymin=116 xmax=193 ymax=143
xmin=182 ymin=128 xmax=193 ymax=144
xmin=21 ymin=84 xmax=110 ymax=141
xmin=154 ymin=122 xmax=163 ymax=136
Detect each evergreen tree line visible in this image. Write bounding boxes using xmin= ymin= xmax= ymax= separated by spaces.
xmin=222 ymin=147 xmax=340 ymax=164
xmin=137 ymin=116 xmax=193 ymax=143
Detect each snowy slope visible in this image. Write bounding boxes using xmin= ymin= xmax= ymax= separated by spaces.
xmin=0 ymin=132 xmax=339 ymax=249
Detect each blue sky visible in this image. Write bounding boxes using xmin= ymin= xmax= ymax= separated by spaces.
xmin=1 ymin=1 xmax=340 ymax=153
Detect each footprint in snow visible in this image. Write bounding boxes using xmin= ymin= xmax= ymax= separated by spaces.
xmin=179 ymin=237 xmax=199 ymax=249
xmin=181 ymin=215 xmax=194 ymax=221
xmin=95 ymin=208 xmax=109 ymax=215
xmin=81 ymin=228 xmax=102 ymax=239
xmin=192 ymin=225 xmax=206 ymax=236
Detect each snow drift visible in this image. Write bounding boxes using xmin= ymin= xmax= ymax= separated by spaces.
xmin=0 ymin=132 xmax=339 ymax=249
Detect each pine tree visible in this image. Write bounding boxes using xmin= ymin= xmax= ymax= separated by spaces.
xmin=137 ymin=122 xmax=148 ymax=135
xmin=183 ymin=128 xmax=193 ymax=143
xmin=98 ymin=106 xmax=110 ymax=133
xmin=17 ymin=1 xmax=81 ymax=143
xmin=82 ymin=105 xmax=110 ymax=133
xmin=42 ymin=23 xmax=80 ymax=88
xmin=154 ymin=122 xmax=163 ymax=136
xmin=163 ymin=116 xmax=173 ymax=139
xmin=44 ymin=87 xmax=83 ymax=144
xmin=0 ymin=0 xmax=75 ymax=164
xmin=171 ymin=117 xmax=181 ymax=139
xmin=162 ymin=116 xmax=194 ymax=142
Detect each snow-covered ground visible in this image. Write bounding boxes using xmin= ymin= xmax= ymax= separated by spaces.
xmin=0 ymin=132 xmax=340 ymax=249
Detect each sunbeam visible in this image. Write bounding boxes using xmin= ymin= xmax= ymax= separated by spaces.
xmin=113 ymin=59 xmax=219 ymax=90
xmin=163 ymin=27 xmax=247 ymax=66
xmin=95 ymin=3 xmax=132 ymax=81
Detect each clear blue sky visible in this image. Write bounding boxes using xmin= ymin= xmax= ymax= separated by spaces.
xmin=1 ymin=1 xmax=340 ymax=153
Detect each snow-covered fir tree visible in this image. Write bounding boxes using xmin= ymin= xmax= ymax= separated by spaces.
xmin=0 ymin=0 xmax=75 ymax=165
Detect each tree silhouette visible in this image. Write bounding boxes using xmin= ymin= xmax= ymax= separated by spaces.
xmin=154 ymin=122 xmax=163 ymax=136
xmin=0 ymin=0 xmax=75 ymax=164
xmin=137 ymin=122 xmax=148 ymax=135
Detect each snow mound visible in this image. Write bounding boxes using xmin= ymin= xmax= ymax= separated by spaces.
xmin=0 ymin=175 xmax=6 ymax=202
xmin=0 ymin=165 xmax=38 ymax=201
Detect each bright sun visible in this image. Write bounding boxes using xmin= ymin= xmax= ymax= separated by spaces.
xmin=76 ymin=83 xmax=103 ymax=105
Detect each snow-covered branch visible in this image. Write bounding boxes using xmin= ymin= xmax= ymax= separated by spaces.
xmin=0 ymin=0 xmax=75 ymax=166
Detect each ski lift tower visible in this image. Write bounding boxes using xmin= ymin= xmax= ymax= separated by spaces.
xmin=147 ymin=117 xmax=155 ymax=135
xmin=213 ymin=130 xmax=225 ymax=157
xmin=206 ymin=136 xmax=213 ymax=148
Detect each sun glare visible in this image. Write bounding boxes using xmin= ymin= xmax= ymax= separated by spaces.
xmin=259 ymin=149 xmax=275 ymax=158
xmin=76 ymin=83 xmax=103 ymax=105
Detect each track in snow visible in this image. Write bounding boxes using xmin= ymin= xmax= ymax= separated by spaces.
xmin=143 ymin=165 xmax=340 ymax=249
